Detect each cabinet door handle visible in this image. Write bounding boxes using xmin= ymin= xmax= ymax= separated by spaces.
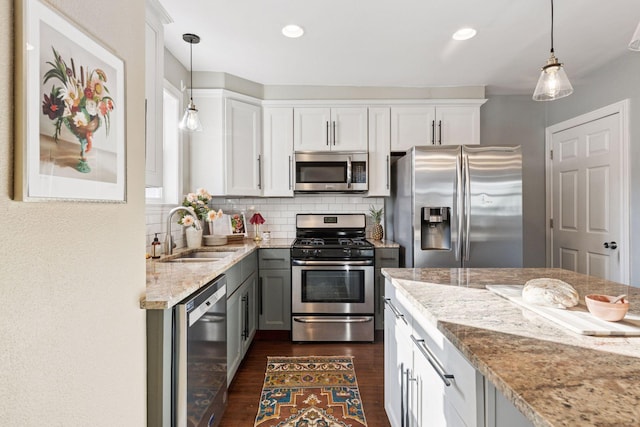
xmin=411 ymin=335 xmax=454 ymax=386
xmin=257 ymin=155 xmax=262 ymax=190
xmin=258 ymin=277 xmax=263 ymax=315
xmin=386 ymin=155 xmax=390 ymax=190
xmin=438 ymin=120 xmax=442 ymax=145
xmin=431 ymin=120 xmax=435 ymax=144
xmin=384 ymin=298 xmax=407 ymax=325
xmin=400 ymin=363 xmax=407 ymax=427
xmin=326 ymin=121 xmax=330 ymax=146
xmin=242 ymin=294 xmax=249 ymax=339
xmin=288 ymin=155 xmax=292 ymax=190
xmin=332 ymin=120 xmax=337 ymax=145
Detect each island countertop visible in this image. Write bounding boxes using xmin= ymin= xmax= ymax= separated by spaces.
xmin=381 ymin=268 xmax=640 ymax=427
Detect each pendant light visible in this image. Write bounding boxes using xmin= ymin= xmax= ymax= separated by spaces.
xmin=532 ymin=0 xmax=573 ymax=101
xmin=179 ymin=33 xmax=203 ymax=131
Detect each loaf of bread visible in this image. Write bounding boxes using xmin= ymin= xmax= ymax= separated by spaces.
xmin=522 ymin=278 xmax=579 ymax=309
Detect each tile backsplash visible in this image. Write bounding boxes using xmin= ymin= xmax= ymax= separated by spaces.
xmin=145 ymin=195 xmax=384 ymax=254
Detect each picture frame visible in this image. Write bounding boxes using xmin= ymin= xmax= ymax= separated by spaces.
xmin=14 ymin=0 xmax=126 ymax=202
xmin=210 ymin=213 xmax=248 ymax=237
xmin=229 ymin=213 xmax=248 ymax=237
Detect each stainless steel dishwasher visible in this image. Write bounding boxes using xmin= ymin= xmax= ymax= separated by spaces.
xmin=174 ymin=274 xmax=227 ymax=427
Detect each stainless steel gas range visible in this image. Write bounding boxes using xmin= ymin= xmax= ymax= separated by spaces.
xmin=291 ymin=214 xmax=375 ymax=342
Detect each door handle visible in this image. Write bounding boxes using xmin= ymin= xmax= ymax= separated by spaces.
xmin=386 ymin=155 xmax=390 ymax=190
xmin=604 ymin=241 xmax=618 ymax=250
xmin=438 ymin=120 xmax=442 ymax=145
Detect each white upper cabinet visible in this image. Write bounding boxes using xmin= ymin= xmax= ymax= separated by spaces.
xmin=294 ymin=107 xmax=368 ymax=152
xmin=144 ymin=0 xmax=171 ymax=187
xmin=189 ymin=90 xmax=262 ymax=197
xmin=368 ymin=107 xmax=391 ymax=197
xmin=390 ymin=106 xmax=435 ymax=151
xmin=262 ymin=107 xmax=294 ymax=197
xmin=225 ymin=99 xmax=262 ymax=196
xmin=391 ymin=101 xmax=485 ymax=151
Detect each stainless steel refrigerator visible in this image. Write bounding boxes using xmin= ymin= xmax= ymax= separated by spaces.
xmin=388 ymin=145 xmax=522 ymax=268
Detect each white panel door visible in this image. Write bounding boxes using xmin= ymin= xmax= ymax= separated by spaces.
xmin=551 ymin=114 xmax=621 ymax=281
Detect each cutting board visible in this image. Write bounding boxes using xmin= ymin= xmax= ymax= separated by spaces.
xmin=486 ymin=284 xmax=640 ymax=336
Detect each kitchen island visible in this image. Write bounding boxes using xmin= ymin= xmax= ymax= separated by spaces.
xmin=382 ymin=268 xmax=640 ymax=427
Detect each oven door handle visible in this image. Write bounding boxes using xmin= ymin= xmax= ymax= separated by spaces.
xmin=293 ymin=317 xmax=373 ymax=324
xmin=292 ymin=259 xmax=374 ymax=266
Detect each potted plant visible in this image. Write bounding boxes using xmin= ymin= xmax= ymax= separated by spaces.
xmin=369 ymin=205 xmax=384 ymax=240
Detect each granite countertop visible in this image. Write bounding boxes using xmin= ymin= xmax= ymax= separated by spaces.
xmin=143 ymin=237 xmax=399 ymax=310
xmin=142 ymin=238 xmax=293 ymax=310
xmin=381 ymin=268 xmax=640 ymax=427
xmin=368 ymin=239 xmax=400 ymax=248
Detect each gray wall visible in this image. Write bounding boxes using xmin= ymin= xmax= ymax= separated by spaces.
xmin=545 ymin=52 xmax=640 ymax=284
xmin=481 ymin=96 xmax=547 ymax=267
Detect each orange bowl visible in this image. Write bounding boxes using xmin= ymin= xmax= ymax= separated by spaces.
xmin=584 ymin=294 xmax=629 ymax=322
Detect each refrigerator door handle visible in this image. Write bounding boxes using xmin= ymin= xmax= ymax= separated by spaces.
xmin=463 ymin=153 xmax=471 ymax=262
xmin=455 ymin=155 xmax=463 ymax=261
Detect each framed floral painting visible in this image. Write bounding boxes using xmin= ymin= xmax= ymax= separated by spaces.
xmin=14 ymin=0 xmax=126 ymax=202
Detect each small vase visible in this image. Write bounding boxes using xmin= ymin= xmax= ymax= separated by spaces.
xmin=185 ymin=226 xmax=203 ymax=248
xmin=66 ymin=116 xmax=99 ymax=174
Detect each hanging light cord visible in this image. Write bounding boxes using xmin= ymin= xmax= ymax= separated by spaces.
xmin=189 ymin=41 xmax=194 ymax=103
xmin=550 ymin=0 xmax=555 ymax=54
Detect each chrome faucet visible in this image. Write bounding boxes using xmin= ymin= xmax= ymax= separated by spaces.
xmin=164 ymin=206 xmax=202 ymax=255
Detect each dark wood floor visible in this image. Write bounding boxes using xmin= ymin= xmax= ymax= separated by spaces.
xmin=219 ymin=334 xmax=390 ymax=427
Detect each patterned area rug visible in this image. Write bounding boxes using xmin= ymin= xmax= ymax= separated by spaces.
xmin=254 ymin=356 xmax=368 ymax=427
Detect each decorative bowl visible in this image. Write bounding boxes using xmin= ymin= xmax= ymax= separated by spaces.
xmin=584 ymin=294 xmax=629 ymax=322
xmin=203 ymin=235 xmax=227 ymax=246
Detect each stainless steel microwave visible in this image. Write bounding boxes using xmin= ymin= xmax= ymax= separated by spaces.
xmin=294 ymin=152 xmax=368 ymax=193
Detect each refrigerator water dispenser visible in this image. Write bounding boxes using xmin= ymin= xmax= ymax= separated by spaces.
xmin=421 ymin=207 xmax=451 ymax=250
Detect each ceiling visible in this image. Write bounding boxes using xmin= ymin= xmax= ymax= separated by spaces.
xmin=156 ymin=0 xmax=640 ymax=95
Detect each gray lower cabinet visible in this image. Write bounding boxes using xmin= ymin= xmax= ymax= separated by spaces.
xmin=226 ymin=252 xmax=258 ymax=385
xmin=375 ymin=247 xmax=399 ymax=330
xmin=258 ymin=249 xmax=291 ymax=330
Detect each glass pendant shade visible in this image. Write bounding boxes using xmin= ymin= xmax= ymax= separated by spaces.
xmin=179 ymin=99 xmax=202 ymax=131
xmin=533 ymin=54 xmax=573 ymax=101
xmin=533 ymin=52 xmax=573 ymax=101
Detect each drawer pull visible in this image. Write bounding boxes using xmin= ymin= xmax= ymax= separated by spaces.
xmin=411 ymin=334 xmax=454 ymax=386
xmin=384 ymin=298 xmax=408 ymax=325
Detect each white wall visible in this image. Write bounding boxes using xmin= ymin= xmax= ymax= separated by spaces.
xmin=0 ymin=1 xmax=147 ymax=425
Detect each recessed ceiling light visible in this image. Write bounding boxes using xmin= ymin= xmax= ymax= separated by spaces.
xmin=282 ymin=24 xmax=304 ymax=38
xmin=452 ymin=28 xmax=477 ymax=41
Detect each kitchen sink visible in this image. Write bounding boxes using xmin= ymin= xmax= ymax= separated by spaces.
xmin=164 ymin=250 xmax=238 ymax=262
